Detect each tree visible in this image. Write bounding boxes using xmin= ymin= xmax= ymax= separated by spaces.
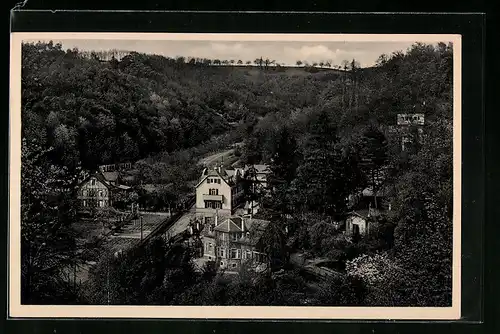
xmin=296 ymin=60 xmax=303 ymax=66
xmin=237 ymin=60 xmax=243 ymax=65
xmin=289 ymin=111 xmax=351 ymax=217
xmin=358 ymin=126 xmax=389 ymax=209
xmin=265 ymin=126 xmax=300 ymax=214
xmin=21 ymin=138 xmax=83 ymax=304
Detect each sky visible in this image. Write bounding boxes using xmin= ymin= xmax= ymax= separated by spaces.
xmin=53 ymin=39 xmax=423 ymax=68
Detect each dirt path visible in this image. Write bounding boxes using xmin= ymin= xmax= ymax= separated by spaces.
xmin=199 ymin=149 xmax=235 ymax=167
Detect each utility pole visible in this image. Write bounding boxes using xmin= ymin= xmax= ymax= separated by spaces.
xmin=106 ymin=257 xmax=110 ymax=305
xmin=140 ymin=215 xmax=143 ymax=241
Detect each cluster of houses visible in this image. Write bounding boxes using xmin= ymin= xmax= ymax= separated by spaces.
xmin=191 ymin=163 xmax=271 ymax=272
xmin=77 ymin=158 xmax=394 ymax=272
xmin=77 ymin=110 xmax=421 ymax=272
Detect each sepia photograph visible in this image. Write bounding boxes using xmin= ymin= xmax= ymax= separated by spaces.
xmin=9 ymin=33 xmax=461 ymax=319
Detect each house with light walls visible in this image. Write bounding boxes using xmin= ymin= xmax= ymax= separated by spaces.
xmin=77 ymin=170 xmax=131 ymax=209
xmin=193 ymin=162 xmax=271 ymax=272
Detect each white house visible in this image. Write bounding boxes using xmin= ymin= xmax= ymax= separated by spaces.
xmin=195 ymin=164 xmax=245 ymax=219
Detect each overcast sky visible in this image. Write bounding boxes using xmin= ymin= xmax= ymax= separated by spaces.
xmin=52 ymin=39 xmax=426 ymax=68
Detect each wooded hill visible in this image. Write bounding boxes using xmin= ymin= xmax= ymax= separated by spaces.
xmin=21 ymin=41 xmax=454 ymax=306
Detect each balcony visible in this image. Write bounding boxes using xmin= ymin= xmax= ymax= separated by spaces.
xmin=203 ymin=194 xmax=223 ymax=201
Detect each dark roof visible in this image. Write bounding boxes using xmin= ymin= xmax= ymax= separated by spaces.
xmin=348 ymin=210 xmax=369 ymax=220
xmin=348 ymin=209 xmax=381 ymax=220
xmin=207 ymin=216 xmax=270 ymax=245
xmin=245 ymin=164 xmax=270 ymax=174
xmin=79 ymin=171 xmax=130 ymax=191
xmin=196 ymin=166 xmax=243 ymax=187
xmin=102 ymin=171 xmax=119 ymax=182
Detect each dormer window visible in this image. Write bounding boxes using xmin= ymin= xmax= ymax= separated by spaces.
xmin=90 ymin=178 xmax=96 ymax=186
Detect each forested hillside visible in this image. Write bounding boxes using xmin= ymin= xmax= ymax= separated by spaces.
xmin=21 ymin=41 xmax=454 ymax=306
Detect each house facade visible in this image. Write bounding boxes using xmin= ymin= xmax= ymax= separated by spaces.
xmin=78 ymin=171 xmax=131 ymax=209
xmin=200 ymin=215 xmax=269 ymax=272
xmin=195 ymin=164 xmax=245 ymax=219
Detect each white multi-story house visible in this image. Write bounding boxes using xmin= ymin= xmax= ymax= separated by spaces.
xmin=195 ymin=164 xmax=245 ymax=220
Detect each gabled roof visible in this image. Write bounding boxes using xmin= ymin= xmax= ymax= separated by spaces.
xmin=348 ymin=210 xmax=370 ymax=220
xmin=347 ymin=209 xmax=381 ymax=220
xmin=79 ymin=171 xmax=130 ymax=191
xmin=214 ymin=218 xmax=243 ymax=233
xmin=78 ymin=171 xmax=113 ymax=189
xmin=204 ymin=216 xmax=270 ymax=246
xmin=196 ymin=166 xmax=241 ymax=188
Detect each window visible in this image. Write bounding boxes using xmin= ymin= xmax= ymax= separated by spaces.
xmin=209 ymin=189 xmax=219 ymax=195
xmin=232 ymin=263 xmax=237 ymax=268
xmin=217 ymin=247 xmax=226 ymax=258
xmin=99 ymin=190 xmax=103 ymax=197
xmin=220 ymin=261 xmax=224 ymax=267
xmin=83 ymin=200 xmax=87 ymax=207
xmin=217 ymin=179 xmax=221 ymax=184
xmin=246 ymin=250 xmax=252 ymax=259
xmin=231 ymin=233 xmax=242 ymax=241
xmin=91 ymin=178 xmax=96 ymax=186
xmin=99 ymin=200 xmax=104 ymax=207
xmin=230 ymin=249 xmax=238 ymax=259
xmin=208 ymin=179 xmax=212 ymax=184
xmin=209 ymin=243 xmax=213 ymax=250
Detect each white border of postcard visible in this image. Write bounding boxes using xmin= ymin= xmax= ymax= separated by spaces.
xmin=9 ymin=32 xmax=462 ymax=320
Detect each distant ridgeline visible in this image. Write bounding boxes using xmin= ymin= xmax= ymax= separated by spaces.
xmin=78 ymin=49 xmax=132 ymax=62
xmin=22 ymin=41 xmax=452 ymax=173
